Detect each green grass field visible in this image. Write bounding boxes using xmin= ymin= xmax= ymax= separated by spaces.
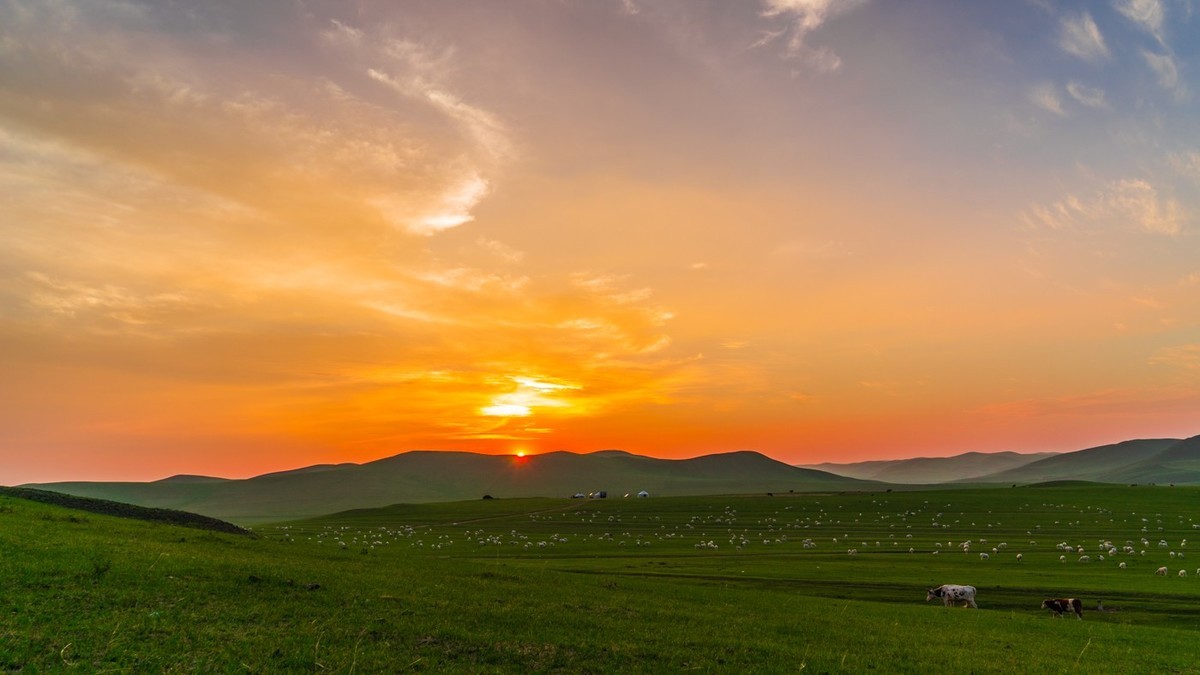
xmin=3 ymin=485 xmax=1200 ymax=672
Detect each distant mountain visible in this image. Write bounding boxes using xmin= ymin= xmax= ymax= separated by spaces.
xmin=24 ymin=450 xmax=867 ymax=525
xmin=972 ymin=437 xmax=1195 ymax=484
xmin=802 ymin=451 xmax=1056 ymax=483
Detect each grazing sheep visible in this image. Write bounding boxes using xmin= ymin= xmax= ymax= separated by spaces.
xmin=1179 ymin=569 xmax=1188 ymax=577
xmin=1156 ymin=566 xmax=1168 ymax=576
xmin=1078 ymin=555 xmax=1091 ymax=563
xmin=1016 ymin=553 xmax=1023 ymax=562
xmin=1118 ymin=562 xmax=1127 ymax=569
xmin=980 ymin=552 xmax=989 ymax=560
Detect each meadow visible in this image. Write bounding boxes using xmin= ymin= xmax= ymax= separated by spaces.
xmin=3 ymin=484 xmax=1199 ymax=672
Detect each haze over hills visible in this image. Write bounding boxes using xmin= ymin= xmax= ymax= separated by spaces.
xmin=803 ymin=451 xmax=1057 ymax=484
xmin=968 ymin=437 xmax=1198 ymax=485
xmin=808 ymin=437 xmax=1200 ymax=486
xmin=23 ymin=450 xmax=865 ymax=525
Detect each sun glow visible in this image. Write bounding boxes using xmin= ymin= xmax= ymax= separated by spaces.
xmin=479 ymin=376 xmax=581 ymax=418
xmin=480 ymin=403 xmax=531 ymax=417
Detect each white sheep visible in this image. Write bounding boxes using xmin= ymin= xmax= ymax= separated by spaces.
xmin=1118 ymin=562 xmax=1127 ymax=569
xmin=1156 ymin=566 xmax=1168 ymax=576
xmin=980 ymin=552 xmax=989 ymax=560
xmin=1180 ymin=569 xmax=1188 ymax=577
xmin=1016 ymin=553 xmax=1023 ymax=562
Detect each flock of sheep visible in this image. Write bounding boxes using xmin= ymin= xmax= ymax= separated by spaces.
xmin=261 ymin=497 xmax=1199 ymax=582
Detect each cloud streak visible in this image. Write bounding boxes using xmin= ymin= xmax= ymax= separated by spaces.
xmin=757 ymin=0 xmax=867 ymax=72
xmin=1114 ymin=0 xmax=1166 ymax=44
xmin=1058 ymin=13 xmax=1109 ymax=63
xmin=1024 ymin=177 xmax=1185 ymax=236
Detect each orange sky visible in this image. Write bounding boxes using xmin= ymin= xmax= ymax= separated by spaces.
xmin=2 ymin=1 xmax=1198 ymax=483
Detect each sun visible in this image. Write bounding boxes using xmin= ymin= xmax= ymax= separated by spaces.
xmin=515 ymin=450 xmax=527 ymax=458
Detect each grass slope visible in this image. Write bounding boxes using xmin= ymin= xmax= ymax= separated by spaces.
xmin=977 ymin=438 xmax=1191 ymax=484
xmin=25 ymin=449 xmax=865 ymax=525
xmin=5 ymin=486 xmax=1200 ymax=671
xmin=0 ymin=487 xmax=248 ymax=535
xmin=806 ymin=451 xmax=1056 ymax=483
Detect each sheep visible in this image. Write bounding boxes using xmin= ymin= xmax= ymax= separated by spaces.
xmin=1119 ymin=562 xmax=1127 ymax=569
xmin=1078 ymin=555 xmax=1091 ymax=563
xmin=1156 ymin=566 xmax=1168 ymax=576
xmin=1016 ymin=553 xmax=1023 ymax=562
xmin=1179 ymin=569 xmax=1188 ymax=577
xmin=980 ymin=552 xmax=989 ymax=560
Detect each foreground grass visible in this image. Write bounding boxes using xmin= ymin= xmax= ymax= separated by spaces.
xmin=2 ymin=486 xmax=1199 ymax=671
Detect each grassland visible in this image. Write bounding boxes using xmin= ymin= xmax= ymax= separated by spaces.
xmin=3 ymin=485 xmax=1200 ymax=672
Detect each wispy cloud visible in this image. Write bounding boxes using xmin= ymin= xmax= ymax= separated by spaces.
xmin=1029 ymin=82 xmax=1068 ymax=116
xmin=1169 ymin=151 xmax=1200 ymax=181
xmin=1114 ymin=0 xmax=1166 ymax=44
xmin=1058 ymin=12 xmax=1109 ymax=63
xmin=1023 ymin=178 xmax=1184 ymax=235
xmin=1149 ymin=344 xmax=1200 ymax=371
xmin=756 ymin=0 xmax=867 ymax=73
xmin=1065 ymin=81 xmax=1108 ymax=108
xmin=979 ymin=385 xmax=1197 ymax=418
xmin=0 ymin=1 xmax=700 ymax=463
xmin=1141 ymin=49 xmax=1179 ymax=91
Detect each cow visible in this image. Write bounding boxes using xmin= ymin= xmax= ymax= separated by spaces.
xmin=926 ymin=584 xmax=978 ymax=608
xmin=1042 ymin=598 xmax=1083 ymax=620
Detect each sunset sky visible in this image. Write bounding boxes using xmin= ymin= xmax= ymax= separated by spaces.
xmin=2 ymin=0 xmax=1198 ymax=483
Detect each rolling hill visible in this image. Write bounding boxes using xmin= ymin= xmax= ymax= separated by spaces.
xmin=803 ymin=450 xmax=1056 ymax=483
xmin=973 ymin=437 xmax=1198 ymax=484
xmin=23 ymin=449 xmax=867 ymax=525
xmin=0 ymin=486 xmax=249 ymax=534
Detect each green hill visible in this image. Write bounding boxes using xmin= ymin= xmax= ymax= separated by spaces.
xmin=804 ymin=451 xmax=1056 ymax=483
xmin=970 ymin=438 xmax=1191 ymax=484
xmin=25 ymin=449 xmax=867 ymax=525
xmin=6 ymin=485 xmax=1200 ymax=671
xmin=0 ymin=486 xmax=248 ymax=534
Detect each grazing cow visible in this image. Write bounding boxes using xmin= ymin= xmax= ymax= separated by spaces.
xmin=1042 ymin=598 xmax=1083 ymax=620
xmin=926 ymin=584 xmax=978 ymax=609
xmin=1156 ymin=566 xmax=1168 ymax=576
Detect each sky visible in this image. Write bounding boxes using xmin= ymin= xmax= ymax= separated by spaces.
xmin=2 ymin=0 xmax=1199 ymax=483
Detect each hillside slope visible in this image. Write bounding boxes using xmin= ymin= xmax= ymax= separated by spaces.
xmin=26 ymin=449 xmax=866 ymax=524
xmin=0 ymin=486 xmax=249 ymax=534
xmin=971 ymin=438 xmax=1186 ymax=484
xmin=804 ymin=451 xmax=1055 ymax=483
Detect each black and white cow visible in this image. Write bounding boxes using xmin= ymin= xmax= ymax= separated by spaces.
xmin=1041 ymin=597 xmax=1083 ymax=619
xmin=925 ymin=584 xmax=978 ymax=608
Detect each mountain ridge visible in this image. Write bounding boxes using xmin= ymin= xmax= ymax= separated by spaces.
xmin=807 ymin=436 xmax=1200 ymax=485
xmin=24 ymin=449 xmax=866 ymax=525
xmin=803 ymin=450 xmax=1057 ymax=483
